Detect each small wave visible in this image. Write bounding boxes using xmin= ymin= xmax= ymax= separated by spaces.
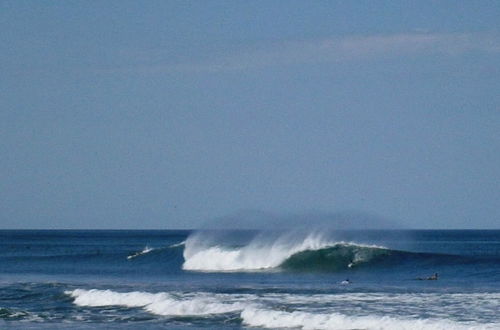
xmin=65 ymin=290 xmax=500 ymax=329
xmin=65 ymin=289 xmax=247 ymax=316
xmin=241 ymin=307 xmax=495 ymax=330
xmin=127 ymin=246 xmax=154 ymax=260
xmin=0 ymin=307 xmax=43 ymax=322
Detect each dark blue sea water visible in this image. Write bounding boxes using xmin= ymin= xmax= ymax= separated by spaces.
xmin=0 ymin=229 xmax=499 ymax=329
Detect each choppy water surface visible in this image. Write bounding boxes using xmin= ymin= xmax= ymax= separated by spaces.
xmin=0 ymin=230 xmax=499 ymax=329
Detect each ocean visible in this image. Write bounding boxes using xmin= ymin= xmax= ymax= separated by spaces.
xmin=0 ymin=229 xmax=499 ymax=329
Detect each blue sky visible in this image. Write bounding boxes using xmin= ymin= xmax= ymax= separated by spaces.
xmin=1 ymin=1 xmax=499 ymax=229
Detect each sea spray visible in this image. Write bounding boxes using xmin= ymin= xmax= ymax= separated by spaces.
xmin=182 ymin=230 xmax=388 ymax=271
xmin=4 ymin=230 xmax=499 ymax=329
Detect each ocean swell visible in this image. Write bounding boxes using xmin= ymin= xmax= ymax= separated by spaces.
xmin=182 ymin=231 xmax=387 ymax=272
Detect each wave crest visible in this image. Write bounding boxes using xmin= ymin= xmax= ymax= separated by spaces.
xmin=281 ymin=244 xmax=390 ymax=271
xmin=182 ymin=231 xmax=386 ymax=272
xmin=127 ymin=246 xmax=154 ymax=260
xmin=66 ymin=289 xmax=499 ymax=329
xmin=65 ymin=289 xmax=245 ymax=316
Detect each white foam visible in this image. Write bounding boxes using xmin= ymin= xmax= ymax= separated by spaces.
xmin=66 ymin=290 xmax=500 ymax=328
xmin=127 ymin=246 xmax=154 ymax=260
xmin=182 ymin=231 xmax=384 ymax=271
xmin=255 ymin=292 xmax=500 ymax=322
xmin=168 ymin=240 xmax=186 ymax=248
xmin=65 ymin=289 xmax=247 ymax=316
xmin=241 ymin=307 xmax=495 ymax=330
xmin=66 ymin=289 xmax=163 ymax=307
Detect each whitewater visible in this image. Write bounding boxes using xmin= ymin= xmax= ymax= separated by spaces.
xmin=182 ymin=230 xmax=389 ymax=271
xmin=65 ymin=288 xmax=500 ymax=329
xmin=1 ymin=229 xmax=499 ymax=329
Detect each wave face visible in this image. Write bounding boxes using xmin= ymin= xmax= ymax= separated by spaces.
xmin=280 ymin=243 xmax=393 ymax=271
xmin=181 ymin=230 xmax=492 ymax=273
xmin=182 ymin=231 xmax=389 ymax=272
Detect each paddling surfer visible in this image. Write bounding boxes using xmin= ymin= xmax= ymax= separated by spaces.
xmin=417 ymin=273 xmax=438 ymax=280
xmin=427 ymin=273 xmax=438 ymax=280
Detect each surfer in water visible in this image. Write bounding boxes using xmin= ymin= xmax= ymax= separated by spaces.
xmin=427 ymin=273 xmax=438 ymax=280
xmin=341 ymin=279 xmax=350 ymax=285
xmin=417 ymin=273 xmax=438 ymax=280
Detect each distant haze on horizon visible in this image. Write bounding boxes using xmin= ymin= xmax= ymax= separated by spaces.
xmin=1 ymin=1 xmax=500 ymax=229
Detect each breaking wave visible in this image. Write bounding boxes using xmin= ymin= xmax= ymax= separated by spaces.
xmin=65 ymin=289 xmax=246 ymax=316
xmin=168 ymin=240 xmax=186 ymax=248
xmin=182 ymin=231 xmax=396 ymax=272
xmin=240 ymin=307 xmax=497 ymax=330
xmin=127 ymin=246 xmax=154 ymax=260
xmin=65 ymin=289 xmax=499 ymax=329
xmin=127 ymin=241 xmax=185 ymax=260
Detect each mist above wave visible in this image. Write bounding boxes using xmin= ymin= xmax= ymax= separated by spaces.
xmin=198 ymin=209 xmax=401 ymax=231
xmin=182 ymin=230 xmax=387 ymax=272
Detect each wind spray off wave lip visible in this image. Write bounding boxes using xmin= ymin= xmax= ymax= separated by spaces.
xmin=182 ymin=230 xmax=387 ymax=271
xmin=180 ymin=230 xmax=482 ymax=272
xmin=2 ymin=230 xmax=500 ymax=329
xmin=181 ymin=210 xmax=415 ymax=273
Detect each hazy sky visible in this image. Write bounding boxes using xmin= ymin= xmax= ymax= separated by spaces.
xmin=1 ymin=1 xmax=499 ymax=229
